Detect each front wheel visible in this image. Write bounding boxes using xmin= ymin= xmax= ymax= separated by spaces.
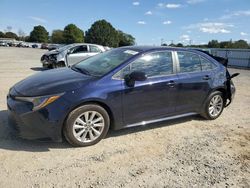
xmin=53 ymin=61 xmax=65 ymax=68
xmin=201 ymin=91 xmax=224 ymax=120
xmin=63 ymin=104 xmax=110 ymax=147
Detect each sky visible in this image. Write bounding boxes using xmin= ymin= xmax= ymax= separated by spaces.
xmin=0 ymin=0 xmax=249 ymax=45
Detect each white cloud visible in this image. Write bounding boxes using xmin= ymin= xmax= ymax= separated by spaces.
xmin=200 ymin=27 xmax=230 ymax=33
xmin=158 ymin=3 xmax=181 ymax=8
xmin=187 ymin=0 xmax=206 ymax=4
xmin=132 ymin=2 xmax=140 ymax=6
xmin=180 ymin=34 xmax=190 ymax=41
xmin=29 ymin=16 xmax=47 ymax=23
xmin=163 ymin=20 xmax=172 ymax=25
xmin=158 ymin=3 xmax=164 ymax=7
xmin=220 ymin=10 xmax=250 ymax=19
xmin=240 ymin=32 xmax=248 ymax=36
xmin=185 ymin=22 xmax=234 ymax=34
xmin=137 ymin=21 xmax=146 ymax=25
xmin=145 ymin=10 xmax=153 ymax=15
xmin=145 ymin=11 xmax=152 ymax=15
xmin=166 ymin=4 xmax=181 ymax=8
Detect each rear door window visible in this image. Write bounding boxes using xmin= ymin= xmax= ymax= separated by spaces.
xmin=200 ymin=57 xmax=217 ymax=71
xmin=177 ymin=52 xmax=201 ymax=73
xmin=89 ymin=45 xmax=102 ymax=53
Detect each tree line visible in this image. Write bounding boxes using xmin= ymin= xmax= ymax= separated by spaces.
xmin=1 ymin=20 xmax=249 ymax=49
xmin=162 ymin=39 xmax=250 ymax=49
xmin=0 ymin=19 xmax=135 ymax=47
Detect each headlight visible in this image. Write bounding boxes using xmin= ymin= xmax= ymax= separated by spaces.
xmin=16 ymin=93 xmax=64 ymax=111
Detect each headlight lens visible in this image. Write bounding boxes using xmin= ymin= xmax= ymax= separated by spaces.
xmin=16 ymin=93 xmax=64 ymax=111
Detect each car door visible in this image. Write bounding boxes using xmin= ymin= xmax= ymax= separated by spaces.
xmin=67 ymin=45 xmax=89 ymax=66
xmin=174 ymin=51 xmax=215 ymax=113
xmin=117 ymin=51 xmax=178 ymax=126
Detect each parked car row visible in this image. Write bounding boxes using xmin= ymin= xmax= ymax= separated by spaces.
xmin=40 ymin=43 xmax=106 ymax=68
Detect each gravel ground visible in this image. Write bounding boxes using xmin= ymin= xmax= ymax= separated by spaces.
xmin=0 ymin=47 xmax=249 ymax=188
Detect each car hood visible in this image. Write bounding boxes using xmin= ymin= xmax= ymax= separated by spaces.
xmin=13 ymin=68 xmax=95 ymax=96
xmin=43 ymin=50 xmax=60 ymax=56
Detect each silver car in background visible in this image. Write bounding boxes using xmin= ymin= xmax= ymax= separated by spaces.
xmin=41 ymin=43 xmax=106 ymax=68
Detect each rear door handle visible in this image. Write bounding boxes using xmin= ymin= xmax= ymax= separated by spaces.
xmin=203 ymin=75 xmax=211 ymax=80
xmin=167 ymin=80 xmax=175 ymax=87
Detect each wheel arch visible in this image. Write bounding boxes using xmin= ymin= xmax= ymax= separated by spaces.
xmin=61 ymin=100 xmax=115 ymax=135
xmin=212 ymin=87 xmax=228 ymax=105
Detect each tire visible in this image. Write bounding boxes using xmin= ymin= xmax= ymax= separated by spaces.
xmin=52 ymin=61 xmax=65 ymax=69
xmin=63 ymin=104 xmax=110 ymax=147
xmin=57 ymin=61 xmax=65 ymax=68
xmin=42 ymin=64 xmax=49 ymax=69
xmin=201 ymin=91 xmax=224 ymax=120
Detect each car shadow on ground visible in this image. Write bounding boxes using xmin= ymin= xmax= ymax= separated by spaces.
xmin=0 ymin=110 xmax=204 ymax=152
xmin=30 ymin=67 xmax=49 ymax=71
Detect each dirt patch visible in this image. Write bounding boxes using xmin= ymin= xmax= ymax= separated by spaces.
xmin=0 ymin=47 xmax=249 ymax=187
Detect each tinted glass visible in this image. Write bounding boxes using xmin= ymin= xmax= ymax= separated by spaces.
xmin=178 ymin=52 xmax=201 ymax=73
xmin=200 ymin=57 xmax=216 ymax=71
xmin=128 ymin=51 xmax=173 ymax=77
xmin=71 ymin=45 xmax=88 ymax=54
xmin=90 ymin=45 xmax=101 ymax=53
xmin=74 ymin=48 xmax=139 ymax=76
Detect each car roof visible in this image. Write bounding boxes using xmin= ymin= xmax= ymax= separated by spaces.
xmin=119 ymin=46 xmax=200 ymax=53
xmin=71 ymin=43 xmax=104 ymax=47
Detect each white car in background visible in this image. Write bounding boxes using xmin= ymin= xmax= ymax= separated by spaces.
xmin=41 ymin=43 xmax=106 ymax=68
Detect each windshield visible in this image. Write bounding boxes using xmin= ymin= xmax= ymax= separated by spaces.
xmin=73 ymin=48 xmax=139 ymax=77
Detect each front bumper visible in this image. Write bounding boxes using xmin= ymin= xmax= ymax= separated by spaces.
xmin=7 ymin=94 xmax=64 ymax=142
xmin=41 ymin=55 xmax=57 ymax=67
xmin=225 ymin=81 xmax=236 ymax=107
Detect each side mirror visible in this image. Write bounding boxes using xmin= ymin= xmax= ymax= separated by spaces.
xmin=124 ymin=71 xmax=147 ymax=87
xmin=66 ymin=49 xmax=71 ymax=55
xmin=230 ymin=73 xmax=240 ymax=79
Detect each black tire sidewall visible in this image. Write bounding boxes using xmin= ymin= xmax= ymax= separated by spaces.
xmin=64 ymin=104 xmax=110 ymax=147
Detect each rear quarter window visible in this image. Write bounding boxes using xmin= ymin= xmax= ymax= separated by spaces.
xmin=200 ymin=57 xmax=217 ymax=71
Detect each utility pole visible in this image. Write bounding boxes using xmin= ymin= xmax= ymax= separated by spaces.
xmin=161 ymin=38 xmax=164 ymax=46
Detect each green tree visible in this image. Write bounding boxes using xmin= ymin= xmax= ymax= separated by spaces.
xmin=29 ymin=25 xmax=49 ymax=42
xmin=51 ymin=29 xmax=64 ymax=44
xmin=233 ymin=40 xmax=249 ymax=49
xmin=117 ymin=30 xmax=135 ymax=46
xmin=208 ymin=40 xmax=220 ymax=48
xmin=176 ymin=43 xmax=184 ymax=47
xmin=85 ymin=20 xmax=119 ymax=47
xmin=4 ymin=32 xmax=18 ymax=39
xmin=219 ymin=41 xmax=233 ymax=48
xmin=63 ymin=24 xmax=84 ymax=44
xmin=0 ymin=31 xmax=5 ymax=38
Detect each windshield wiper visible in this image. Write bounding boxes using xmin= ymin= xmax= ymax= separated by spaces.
xmin=71 ymin=66 xmax=91 ymax=76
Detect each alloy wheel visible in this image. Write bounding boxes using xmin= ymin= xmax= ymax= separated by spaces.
xmin=208 ymin=95 xmax=223 ymax=117
xmin=72 ymin=111 xmax=105 ymax=143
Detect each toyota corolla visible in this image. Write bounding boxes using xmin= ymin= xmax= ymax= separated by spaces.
xmin=7 ymin=47 xmax=237 ymax=147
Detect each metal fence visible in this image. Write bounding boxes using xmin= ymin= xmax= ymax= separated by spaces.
xmin=210 ymin=48 xmax=250 ymax=68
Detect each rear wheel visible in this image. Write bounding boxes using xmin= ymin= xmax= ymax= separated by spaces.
xmin=63 ymin=104 xmax=110 ymax=147
xmin=201 ymin=91 xmax=224 ymax=120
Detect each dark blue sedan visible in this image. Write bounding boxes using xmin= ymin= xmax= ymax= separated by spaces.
xmin=7 ymin=46 xmax=237 ymax=146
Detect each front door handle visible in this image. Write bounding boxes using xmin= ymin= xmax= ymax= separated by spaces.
xmin=203 ymin=75 xmax=211 ymax=80
xmin=167 ymin=80 xmax=175 ymax=87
